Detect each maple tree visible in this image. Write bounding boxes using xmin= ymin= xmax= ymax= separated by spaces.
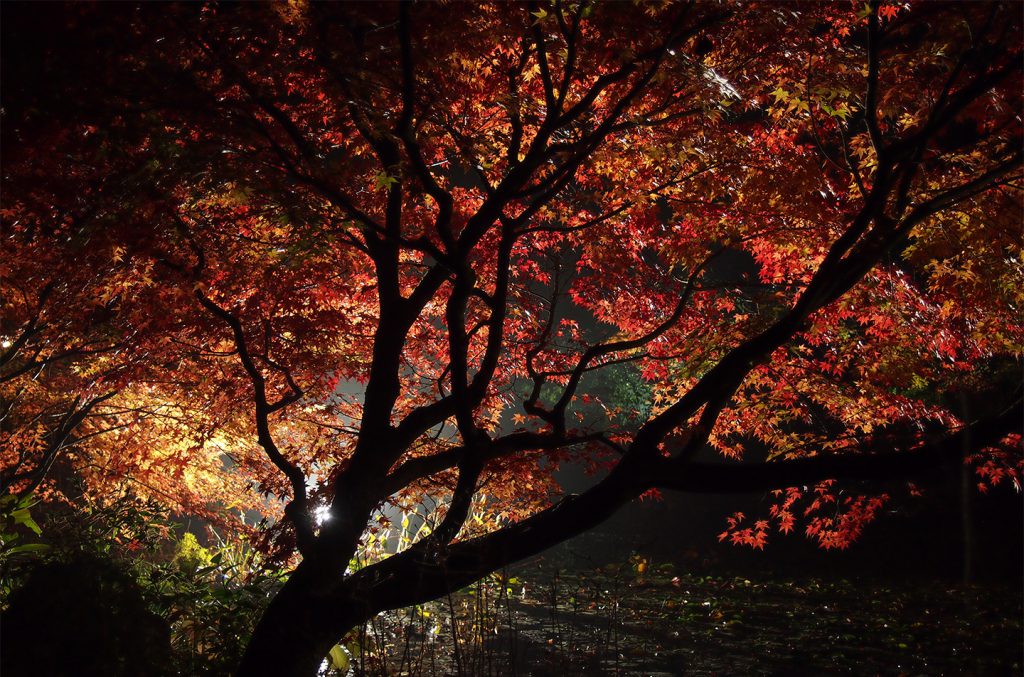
xmin=2 ymin=1 xmax=1022 ymax=674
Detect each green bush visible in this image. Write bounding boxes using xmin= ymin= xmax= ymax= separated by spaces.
xmin=0 ymin=494 xmax=285 ymax=676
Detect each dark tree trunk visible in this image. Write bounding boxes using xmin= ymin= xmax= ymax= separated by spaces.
xmin=236 ymin=563 xmax=360 ymax=677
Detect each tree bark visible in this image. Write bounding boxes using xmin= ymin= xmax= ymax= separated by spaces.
xmin=236 ymin=562 xmax=358 ymax=677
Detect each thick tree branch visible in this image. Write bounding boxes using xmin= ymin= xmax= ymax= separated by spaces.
xmin=653 ymin=402 xmax=1021 ymax=493
xmin=344 ymin=399 xmax=1020 ymax=617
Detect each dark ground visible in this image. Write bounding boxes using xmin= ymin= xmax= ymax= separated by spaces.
xmin=347 ymin=553 xmax=1022 ymax=676
xmin=500 ymin=562 xmax=1023 ymax=676
xmin=346 ymin=477 xmax=1023 ymax=676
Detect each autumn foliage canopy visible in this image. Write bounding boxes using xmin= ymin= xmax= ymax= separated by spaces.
xmin=2 ymin=1 xmax=1021 ymax=672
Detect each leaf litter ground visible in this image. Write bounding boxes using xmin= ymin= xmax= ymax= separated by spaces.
xmin=343 ymin=554 xmax=1022 ymax=676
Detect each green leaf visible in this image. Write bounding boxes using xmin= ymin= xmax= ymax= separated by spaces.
xmin=328 ymin=644 xmax=350 ymax=672
xmin=11 ymin=509 xmax=42 ymax=535
xmin=373 ymin=171 xmax=398 ymax=190
xmin=6 ymin=543 xmax=50 ymax=555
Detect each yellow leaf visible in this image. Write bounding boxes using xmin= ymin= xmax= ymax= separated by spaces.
xmin=328 ymin=645 xmax=349 ymax=672
xmin=770 ymin=87 xmax=789 ymax=104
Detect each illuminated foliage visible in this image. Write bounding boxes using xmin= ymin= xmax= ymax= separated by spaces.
xmin=2 ymin=2 xmax=1020 ymax=674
